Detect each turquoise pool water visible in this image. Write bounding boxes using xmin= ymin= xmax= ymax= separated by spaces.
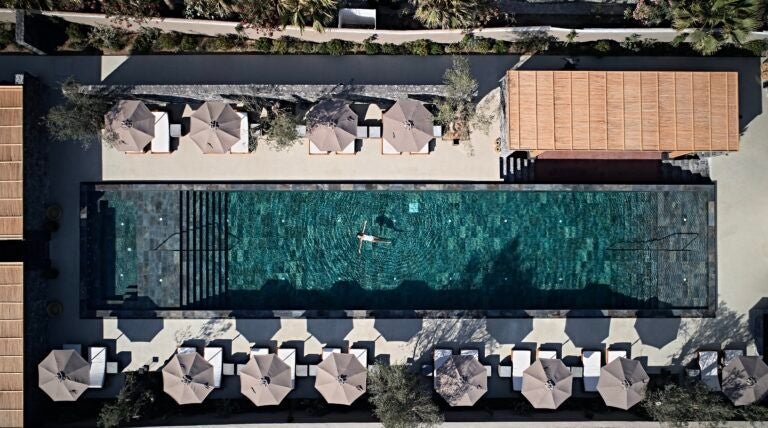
xmin=82 ymin=186 xmax=713 ymax=312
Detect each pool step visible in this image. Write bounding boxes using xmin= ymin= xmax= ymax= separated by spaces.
xmin=179 ymin=190 xmax=229 ymax=309
xmin=505 ymin=154 xmax=535 ymax=182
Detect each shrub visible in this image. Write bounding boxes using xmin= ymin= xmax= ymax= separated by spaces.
xmin=253 ymin=37 xmax=273 ymax=52
xmin=180 ymin=34 xmax=201 ymax=51
xmin=153 ymin=32 xmax=181 ymax=51
xmin=620 ymin=33 xmax=642 ymax=52
xmin=405 ymin=39 xmax=430 ymax=56
xmin=627 ymin=0 xmax=673 ymax=26
xmin=380 ymin=43 xmax=402 ymax=54
xmin=205 ymin=34 xmax=238 ymax=51
xmin=87 ymin=25 xmax=129 ymax=51
xmin=64 ymin=23 xmax=89 ymax=49
xmin=429 ymin=42 xmax=445 ymax=55
xmin=363 ymin=39 xmax=381 ymax=54
xmin=512 ymin=30 xmax=557 ymax=53
xmin=184 ymin=0 xmax=233 ymax=20
xmin=264 ymin=106 xmax=299 ymax=150
xmin=368 ymin=365 xmax=443 ymax=428
xmin=130 ymin=27 xmax=159 ymax=54
xmin=97 ymin=372 xmax=157 ymax=428
xmin=271 ymin=37 xmax=291 ymax=54
xmin=0 ymin=23 xmax=13 ymax=50
xmin=743 ymin=39 xmax=768 ymax=56
xmin=492 ymin=39 xmax=509 ymax=54
xmin=320 ymin=39 xmax=352 ymax=55
xmin=410 ymin=0 xmax=500 ymax=30
xmin=44 ymin=78 xmax=114 ymax=149
xmin=593 ymin=39 xmax=613 ymax=53
xmin=565 ymin=29 xmax=578 ymax=45
xmin=460 ymin=34 xmax=493 ymax=53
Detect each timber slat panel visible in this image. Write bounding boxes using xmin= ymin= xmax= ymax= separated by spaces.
xmin=571 ymin=72 xmax=591 ymax=150
xmin=536 ymin=72 xmax=555 ymax=150
xmin=606 ymin=72 xmax=625 ymax=150
xmin=588 ymin=72 xmax=607 ymax=150
xmin=506 ymin=71 xmax=520 ymax=149
xmin=506 ymin=71 xmax=739 ymax=154
xmin=0 ymin=86 xmax=22 ymax=241
xmin=518 ymin=72 xmax=538 ymax=150
xmin=553 ymin=72 xmax=573 ymax=150
xmin=0 ymin=265 xmax=21 ymax=427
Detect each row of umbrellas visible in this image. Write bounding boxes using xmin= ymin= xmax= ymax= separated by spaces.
xmin=40 ymin=349 xmax=367 ymax=406
xmin=39 ymin=349 xmax=768 ymax=409
xmin=105 ymin=100 xmax=243 ymax=154
xmin=434 ymin=354 xmax=768 ymax=410
xmin=299 ymin=98 xmax=436 ymax=153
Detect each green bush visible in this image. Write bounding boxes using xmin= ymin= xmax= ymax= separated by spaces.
xmin=0 ymin=23 xmax=13 ymax=50
xmin=180 ymin=34 xmax=200 ymax=51
xmin=205 ymin=34 xmax=237 ymax=51
xmin=253 ymin=37 xmax=273 ymax=52
xmin=743 ymin=39 xmax=768 ymax=56
xmin=492 ymin=39 xmax=510 ymax=54
xmin=620 ymin=33 xmax=642 ymax=52
xmin=380 ymin=43 xmax=402 ymax=54
xmin=64 ymin=23 xmax=89 ymax=49
xmin=130 ymin=27 xmax=159 ymax=54
xmin=320 ymin=39 xmax=352 ymax=55
xmin=405 ymin=39 xmax=431 ymax=55
xmin=512 ymin=30 xmax=557 ymax=53
xmin=593 ymin=39 xmax=614 ymax=53
xmin=87 ymin=25 xmax=129 ymax=51
xmin=272 ymin=37 xmax=290 ymax=54
xmin=153 ymin=32 xmax=181 ymax=51
xmin=364 ymin=39 xmax=381 ymax=54
xmin=429 ymin=42 xmax=445 ymax=55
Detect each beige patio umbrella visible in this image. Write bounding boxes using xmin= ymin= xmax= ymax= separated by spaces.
xmin=240 ymin=354 xmax=293 ymax=406
xmin=522 ymin=359 xmax=573 ymax=409
xmin=435 ymin=355 xmax=487 ymax=406
xmin=38 ymin=349 xmax=90 ymax=401
xmin=315 ymin=353 xmax=367 ymax=405
xmin=596 ymin=357 xmax=649 ymax=410
xmin=307 ymin=99 xmax=358 ymax=152
xmin=721 ymin=356 xmax=768 ymax=406
xmin=189 ymin=101 xmax=241 ymax=153
xmin=382 ymin=98 xmax=434 ymax=153
xmin=105 ymin=100 xmax=155 ymax=152
xmin=162 ymin=353 xmax=215 ymax=405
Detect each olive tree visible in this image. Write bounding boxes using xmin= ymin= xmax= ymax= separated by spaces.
xmin=97 ymin=372 xmax=157 ymax=428
xmin=263 ymin=105 xmax=299 ymax=151
xmin=435 ymin=56 xmax=492 ymax=141
xmin=44 ymin=78 xmax=114 ymax=149
xmin=368 ymin=365 xmax=443 ymax=428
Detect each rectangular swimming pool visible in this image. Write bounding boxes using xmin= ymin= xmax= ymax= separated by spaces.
xmin=80 ymin=183 xmax=716 ymax=318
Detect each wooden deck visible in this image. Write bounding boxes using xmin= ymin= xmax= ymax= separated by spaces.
xmin=0 ymin=263 xmax=22 ymax=427
xmin=506 ymin=71 xmax=739 ymax=157
xmin=0 ymin=87 xmax=22 ymax=240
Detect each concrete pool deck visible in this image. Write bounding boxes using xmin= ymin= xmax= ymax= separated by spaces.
xmin=0 ymin=55 xmax=763 ymax=404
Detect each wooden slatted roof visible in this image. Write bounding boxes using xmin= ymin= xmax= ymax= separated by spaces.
xmin=0 ymin=263 xmax=22 ymax=428
xmin=0 ymin=87 xmax=22 ymax=240
xmin=506 ymin=71 xmax=739 ymax=156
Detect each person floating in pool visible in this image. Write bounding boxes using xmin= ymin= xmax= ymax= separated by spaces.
xmin=356 ymin=220 xmax=391 ymax=254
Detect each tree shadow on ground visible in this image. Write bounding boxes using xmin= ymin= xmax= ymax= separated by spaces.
xmin=669 ymin=301 xmax=753 ymax=366
xmin=409 ymin=318 xmax=491 ymax=363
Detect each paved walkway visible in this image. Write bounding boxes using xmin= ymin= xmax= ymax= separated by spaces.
xmin=0 ymin=55 xmax=764 ymax=404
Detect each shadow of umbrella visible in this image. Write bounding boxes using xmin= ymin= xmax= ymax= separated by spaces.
xmin=117 ymin=318 xmax=164 ymax=342
xmin=373 ymin=319 xmax=423 ymax=342
xmin=307 ymin=319 xmax=354 ymax=346
xmin=234 ymin=318 xmax=282 ymax=345
xmin=564 ymin=317 xmax=611 ymax=349
xmin=485 ymin=318 xmax=533 ymax=345
xmin=634 ymin=318 xmax=682 ymax=349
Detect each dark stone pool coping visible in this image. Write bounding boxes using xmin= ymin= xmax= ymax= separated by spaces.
xmin=80 ymin=181 xmax=717 ymax=320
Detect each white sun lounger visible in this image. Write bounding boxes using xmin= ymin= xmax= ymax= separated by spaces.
xmin=433 ymin=349 xmax=452 ymax=387
xmin=230 ymin=112 xmax=249 ymax=154
xmin=251 ymin=347 xmax=270 ymax=356
xmin=150 ymin=111 xmax=170 ymax=153
xmin=278 ymin=348 xmax=296 ymax=387
xmin=607 ymin=349 xmax=627 ymax=363
xmin=512 ymin=349 xmax=531 ymax=391
xmin=699 ymin=351 xmax=721 ymax=391
xmin=538 ymin=349 xmax=558 ymax=359
xmin=204 ymin=347 xmax=223 ymax=388
xmin=723 ymin=349 xmax=743 ymax=365
xmin=460 ymin=349 xmax=492 ymax=377
xmin=582 ymin=350 xmax=602 ymax=392
xmin=88 ymin=347 xmax=106 ymax=388
xmin=177 ymin=347 xmax=196 ymax=355
xmin=309 ymin=141 xmax=330 ymax=155
xmin=351 ymin=348 xmax=368 ymax=368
